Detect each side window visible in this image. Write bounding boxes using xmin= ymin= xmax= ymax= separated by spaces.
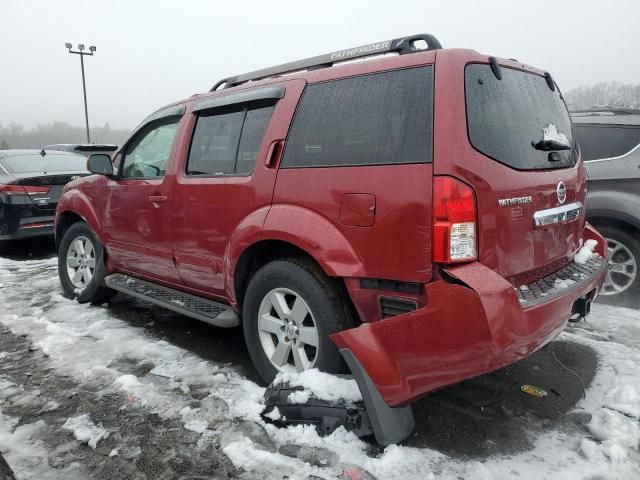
xmin=574 ymin=124 xmax=640 ymax=161
xmin=186 ymin=101 xmax=275 ymax=176
xmin=121 ymin=117 xmax=180 ymax=178
xmin=281 ymin=66 xmax=433 ymax=168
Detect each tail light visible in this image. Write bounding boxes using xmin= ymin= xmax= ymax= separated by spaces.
xmin=433 ymin=176 xmax=477 ymax=263
xmin=0 ymin=185 xmax=50 ymax=196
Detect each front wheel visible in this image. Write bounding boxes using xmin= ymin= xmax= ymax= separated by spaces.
xmin=243 ymin=258 xmax=353 ymax=384
xmin=58 ymin=222 xmax=116 ymax=304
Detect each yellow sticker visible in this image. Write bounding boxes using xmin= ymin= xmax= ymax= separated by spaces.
xmin=520 ymin=384 xmax=548 ymax=397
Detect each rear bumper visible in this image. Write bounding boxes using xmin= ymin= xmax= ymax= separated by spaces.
xmin=331 ymin=224 xmax=607 ymax=407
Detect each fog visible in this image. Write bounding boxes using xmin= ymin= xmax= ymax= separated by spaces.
xmin=1 ymin=0 xmax=639 ymax=130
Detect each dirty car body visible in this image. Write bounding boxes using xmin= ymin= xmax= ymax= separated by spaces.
xmin=55 ymin=34 xmax=606 ymax=423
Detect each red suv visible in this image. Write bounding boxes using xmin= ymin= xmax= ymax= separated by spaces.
xmin=55 ymin=34 xmax=606 ymax=432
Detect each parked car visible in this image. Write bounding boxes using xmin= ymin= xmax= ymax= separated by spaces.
xmin=55 ymin=34 xmax=606 ymax=443
xmin=571 ymin=108 xmax=640 ymax=306
xmin=43 ymin=144 xmax=118 ymax=157
xmin=0 ymin=149 xmax=89 ymax=244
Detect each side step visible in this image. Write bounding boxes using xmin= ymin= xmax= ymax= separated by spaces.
xmin=104 ymin=273 xmax=239 ymax=328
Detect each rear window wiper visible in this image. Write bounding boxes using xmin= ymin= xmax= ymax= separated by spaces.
xmin=532 ymin=139 xmax=572 ymax=151
xmin=532 ymin=124 xmax=572 ymax=151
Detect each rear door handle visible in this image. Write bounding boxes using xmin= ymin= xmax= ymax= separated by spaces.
xmin=265 ymin=139 xmax=284 ymax=167
xmin=148 ymin=195 xmax=168 ymax=203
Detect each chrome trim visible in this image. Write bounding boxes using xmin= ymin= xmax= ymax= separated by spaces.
xmin=533 ymin=201 xmax=583 ymax=227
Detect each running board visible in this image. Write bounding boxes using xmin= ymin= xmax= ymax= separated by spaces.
xmin=104 ymin=273 xmax=239 ymax=328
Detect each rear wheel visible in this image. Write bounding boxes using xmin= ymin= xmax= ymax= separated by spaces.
xmin=58 ymin=222 xmax=116 ymax=304
xmin=595 ymin=226 xmax=640 ymax=308
xmin=243 ymin=258 xmax=352 ymax=384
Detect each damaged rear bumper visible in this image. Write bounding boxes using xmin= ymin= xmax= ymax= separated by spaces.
xmin=331 ymin=224 xmax=607 ymax=408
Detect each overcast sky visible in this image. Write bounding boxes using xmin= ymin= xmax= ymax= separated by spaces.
xmin=1 ymin=0 xmax=639 ymax=131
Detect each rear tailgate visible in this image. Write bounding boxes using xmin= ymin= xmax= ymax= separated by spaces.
xmin=434 ymin=51 xmax=588 ymax=281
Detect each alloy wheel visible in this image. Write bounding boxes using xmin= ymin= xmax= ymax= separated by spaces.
xmin=257 ymin=287 xmax=320 ymax=372
xmin=66 ymin=235 xmax=96 ymax=293
xmin=601 ymin=237 xmax=637 ymax=295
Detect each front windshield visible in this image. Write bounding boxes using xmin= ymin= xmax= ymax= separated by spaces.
xmin=0 ymin=154 xmax=88 ymax=174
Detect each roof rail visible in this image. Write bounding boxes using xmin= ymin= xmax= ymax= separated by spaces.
xmin=570 ymin=107 xmax=640 ymax=116
xmin=210 ymin=33 xmax=442 ymax=91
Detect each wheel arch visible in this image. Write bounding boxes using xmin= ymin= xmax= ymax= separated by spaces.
xmin=55 ymin=190 xmax=104 ymax=252
xmin=232 ymin=239 xmax=361 ymax=325
xmin=587 ymin=210 xmax=640 ymax=237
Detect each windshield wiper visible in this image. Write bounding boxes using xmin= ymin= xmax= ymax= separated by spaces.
xmin=532 ymin=139 xmax=572 ymax=151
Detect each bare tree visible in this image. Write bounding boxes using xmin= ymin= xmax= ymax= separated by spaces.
xmin=565 ymin=82 xmax=640 ymax=109
xmin=8 ymin=122 xmax=25 ymax=137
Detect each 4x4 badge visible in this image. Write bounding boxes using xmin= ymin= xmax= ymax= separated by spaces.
xmin=556 ymin=181 xmax=567 ymax=204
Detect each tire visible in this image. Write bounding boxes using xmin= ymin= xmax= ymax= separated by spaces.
xmin=595 ymin=225 xmax=640 ymax=308
xmin=243 ymin=258 xmax=353 ymax=384
xmin=0 ymin=452 xmax=16 ymax=480
xmin=58 ymin=222 xmax=116 ymax=304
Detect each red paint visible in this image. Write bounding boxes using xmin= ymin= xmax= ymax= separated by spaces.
xmin=332 ymin=225 xmax=606 ymax=406
xmin=56 ymin=47 xmax=606 ymax=407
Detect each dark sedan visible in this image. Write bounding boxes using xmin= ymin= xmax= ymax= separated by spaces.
xmin=0 ymin=149 xmax=89 ymax=243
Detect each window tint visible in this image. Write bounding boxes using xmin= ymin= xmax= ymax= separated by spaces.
xmin=574 ymin=124 xmax=640 ymax=161
xmin=281 ymin=67 xmax=433 ymax=168
xmin=121 ymin=117 xmax=180 ymax=178
xmin=187 ymin=102 xmax=275 ymax=176
xmin=465 ymin=64 xmax=576 ymax=170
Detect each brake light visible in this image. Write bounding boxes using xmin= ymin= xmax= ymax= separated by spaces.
xmin=433 ymin=176 xmax=477 ymax=263
xmin=0 ymin=185 xmax=50 ymax=196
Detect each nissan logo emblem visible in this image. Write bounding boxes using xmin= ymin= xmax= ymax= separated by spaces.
xmin=556 ymin=181 xmax=567 ymax=204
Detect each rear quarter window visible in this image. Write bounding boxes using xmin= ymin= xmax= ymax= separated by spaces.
xmin=573 ymin=124 xmax=640 ymax=161
xmin=465 ymin=64 xmax=576 ymax=170
xmin=281 ymin=66 xmax=433 ymax=168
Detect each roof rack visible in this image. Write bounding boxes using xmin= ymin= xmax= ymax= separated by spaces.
xmin=210 ymin=33 xmax=442 ymax=91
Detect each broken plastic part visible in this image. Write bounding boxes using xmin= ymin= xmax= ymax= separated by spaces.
xmin=261 ymin=380 xmax=373 ymax=438
xmin=340 ymin=349 xmax=415 ymax=445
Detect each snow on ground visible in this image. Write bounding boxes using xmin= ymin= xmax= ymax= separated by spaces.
xmin=0 ymin=255 xmax=639 ymax=479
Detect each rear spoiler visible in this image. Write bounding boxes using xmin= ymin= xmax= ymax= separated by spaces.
xmin=74 ymin=144 xmax=118 ymax=152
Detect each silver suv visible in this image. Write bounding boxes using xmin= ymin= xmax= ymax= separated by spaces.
xmin=572 ymin=108 xmax=640 ymax=307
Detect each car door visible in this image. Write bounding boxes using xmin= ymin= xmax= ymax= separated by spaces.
xmin=101 ymin=105 xmax=184 ymax=284
xmin=170 ymin=81 xmax=304 ymax=297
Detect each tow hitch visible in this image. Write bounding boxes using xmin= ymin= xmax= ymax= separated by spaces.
xmin=261 ymin=349 xmax=415 ymax=446
xmin=570 ymin=295 xmax=592 ymax=322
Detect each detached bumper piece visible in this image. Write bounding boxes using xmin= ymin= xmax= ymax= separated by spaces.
xmin=261 ymin=350 xmax=415 ymax=446
xmin=262 ymin=381 xmax=373 ymax=439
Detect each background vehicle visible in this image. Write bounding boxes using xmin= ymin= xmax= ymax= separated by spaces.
xmin=56 ymin=34 xmax=606 ymax=443
xmin=43 ymin=143 xmax=118 ymax=157
xmin=0 ymin=149 xmax=89 ymax=245
xmin=572 ymin=108 xmax=640 ymax=307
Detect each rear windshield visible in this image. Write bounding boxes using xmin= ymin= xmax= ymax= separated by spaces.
xmin=0 ymin=154 xmax=87 ymax=174
xmin=465 ymin=64 xmax=576 ymax=170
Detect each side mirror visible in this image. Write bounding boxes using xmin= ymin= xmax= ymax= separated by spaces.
xmin=87 ymin=154 xmax=114 ymax=176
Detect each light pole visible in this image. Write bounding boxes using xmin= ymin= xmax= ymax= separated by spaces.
xmin=65 ymin=43 xmax=96 ymax=143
